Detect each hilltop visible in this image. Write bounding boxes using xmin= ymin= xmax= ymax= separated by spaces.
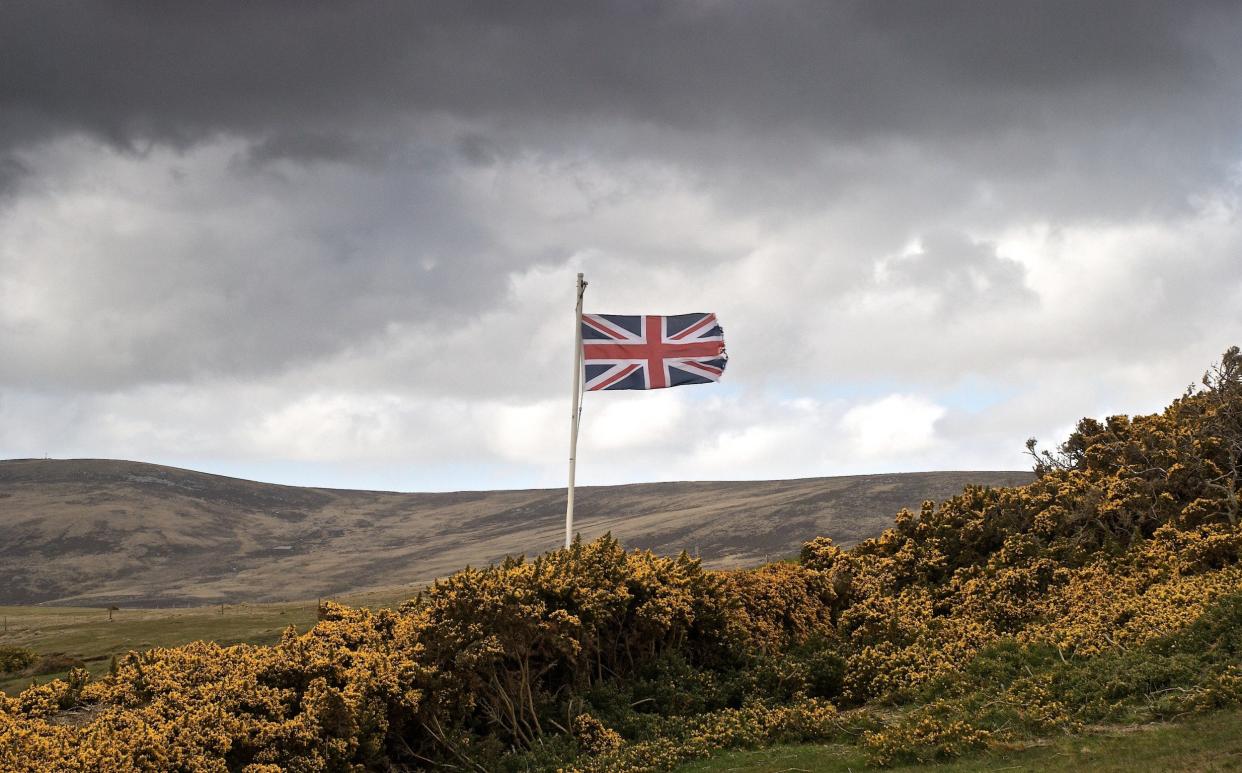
xmin=0 ymin=460 xmax=1029 ymax=605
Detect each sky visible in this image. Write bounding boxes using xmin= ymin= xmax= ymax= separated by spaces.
xmin=3 ymin=1 xmax=1242 ymax=492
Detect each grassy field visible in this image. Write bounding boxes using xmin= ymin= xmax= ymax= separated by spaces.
xmin=675 ymin=710 xmax=1242 ymax=772
xmin=0 ymin=587 xmax=415 ymax=695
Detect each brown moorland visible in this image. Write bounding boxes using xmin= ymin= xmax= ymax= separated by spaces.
xmin=0 ymin=459 xmax=1029 ymax=605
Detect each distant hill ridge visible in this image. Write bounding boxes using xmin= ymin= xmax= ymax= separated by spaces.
xmin=0 ymin=458 xmax=1031 ymax=606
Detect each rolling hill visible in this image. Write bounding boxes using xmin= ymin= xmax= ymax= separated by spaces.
xmin=0 ymin=459 xmax=1031 ymax=605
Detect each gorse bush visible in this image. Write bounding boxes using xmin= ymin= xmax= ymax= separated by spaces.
xmin=0 ymin=647 xmax=37 ymax=675
xmin=3 ymin=349 xmax=1242 ymax=771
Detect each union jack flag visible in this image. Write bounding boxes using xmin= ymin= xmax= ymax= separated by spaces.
xmin=581 ymin=313 xmax=728 ymax=391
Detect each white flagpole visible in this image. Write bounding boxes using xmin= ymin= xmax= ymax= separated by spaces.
xmin=565 ymin=272 xmax=587 ymax=549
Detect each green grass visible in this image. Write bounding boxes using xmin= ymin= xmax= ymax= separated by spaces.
xmin=0 ymin=587 xmax=414 ymax=695
xmin=675 ymin=709 xmax=1242 ymax=771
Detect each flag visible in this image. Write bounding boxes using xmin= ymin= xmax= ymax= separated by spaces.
xmin=581 ymin=313 xmax=727 ymax=391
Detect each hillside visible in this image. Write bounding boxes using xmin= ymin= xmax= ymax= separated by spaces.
xmin=3 ymin=349 xmax=1242 ymax=772
xmin=0 ymin=460 xmax=1029 ymax=605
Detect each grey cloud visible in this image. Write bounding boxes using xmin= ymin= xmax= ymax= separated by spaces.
xmin=245 ymin=132 xmax=371 ymax=168
xmin=0 ymin=156 xmax=27 ymax=199
xmin=456 ymin=133 xmax=499 ymax=168
xmin=0 ymin=143 xmax=566 ymax=390
xmin=882 ymin=232 xmax=1037 ymax=315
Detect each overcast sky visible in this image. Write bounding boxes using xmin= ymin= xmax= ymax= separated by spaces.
xmin=3 ymin=1 xmax=1242 ymax=491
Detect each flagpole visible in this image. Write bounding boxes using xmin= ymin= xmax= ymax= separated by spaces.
xmin=566 ymin=272 xmax=587 ymax=549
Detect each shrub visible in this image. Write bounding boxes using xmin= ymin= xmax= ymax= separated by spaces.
xmin=0 ymin=647 xmax=36 ymax=674
xmin=571 ymin=713 xmax=623 ymax=755
xmin=861 ymin=706 xmax=991 ymax=766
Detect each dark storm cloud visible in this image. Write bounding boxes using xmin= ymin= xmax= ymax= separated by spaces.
xmin=3 ymin=1 xmax=1239 ymax=156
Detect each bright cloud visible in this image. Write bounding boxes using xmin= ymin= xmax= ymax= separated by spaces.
xmin=841 ymin=395 xmax=947 ymax=459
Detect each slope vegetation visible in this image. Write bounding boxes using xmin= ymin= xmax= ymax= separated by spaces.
xmin=0 ymin=463 xmax=1027 ymax=605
